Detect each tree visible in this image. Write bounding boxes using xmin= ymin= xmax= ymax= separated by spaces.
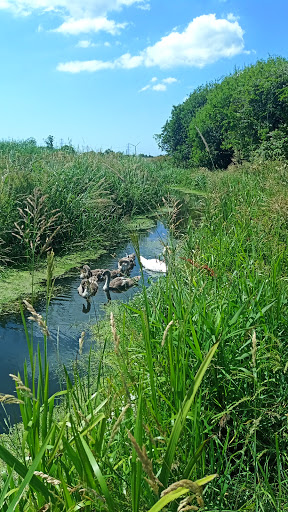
xmin=156 ymin=57 xmax=288 ymax=169
xmin=45 ymin=135 xmax=54 ymax=149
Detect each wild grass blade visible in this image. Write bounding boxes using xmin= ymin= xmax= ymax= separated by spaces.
xmin=159 ymin=342 xmax=219 ymax=487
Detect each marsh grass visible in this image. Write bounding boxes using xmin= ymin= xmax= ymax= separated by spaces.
xmin=0 ymin=144 xmax=178 ymax=268
xmin=0 ymin=159 xmax=287 ymax=511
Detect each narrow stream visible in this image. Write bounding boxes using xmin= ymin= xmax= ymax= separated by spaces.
xmin=0 ymin=221 xmax=168 ymax=431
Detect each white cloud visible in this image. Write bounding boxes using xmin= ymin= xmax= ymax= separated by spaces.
xmin=0 ymin=0 xmax=147 ymax=34
xmin=53 ymin=17 xmax=127 ymax=35
xmin=139 ymin=76 xmax=177 ymax=93
xmin=142 ymin=14 xmax=246 ymax=68
xmin=139 ymin=84 xmax=150 ymax=92
xmin=227 ymin=13 xmax=239 ymax=22
xmin=0 ymin=0 xmax=147 ymax=18
xmin=116 ymin=52 xmax=144 ymax=68
xmin=58 ymin=14 xmax=247 ymax=72
xmin=152 ymin=83 xmax=167 ymax=91
xmin=137 ymin=2 xmax=150 ymax=10
xmin=162 ymin=77 xmax=178 ymax=84
xmin=76 ymin=39 xmax=96 ymax=48
xmin=57 ymin=59 xmax=115 ymax=72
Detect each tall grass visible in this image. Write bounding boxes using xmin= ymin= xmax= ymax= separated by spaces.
xmin=0 ymin=159 xmax=287 ymax=510
xmin=0 ymin=142 xmax=181 ymax=267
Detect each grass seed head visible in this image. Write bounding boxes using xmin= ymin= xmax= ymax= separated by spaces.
xmin=79 ymin=331 xmax=85 ymax=355
xmin=23 ymin=299 xmax=50 ymax=337
xmin=128 ymin=430 xmax=163 ymax=494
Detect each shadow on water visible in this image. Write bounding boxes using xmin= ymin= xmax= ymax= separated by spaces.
xmin=0 ymin=221 xmax=168 ymax=431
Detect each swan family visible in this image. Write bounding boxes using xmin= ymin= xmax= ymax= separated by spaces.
xmin=78 ymin=253 xmax=139 ymax=300
xmin=78 ymin=250 xmax=166 ymax=301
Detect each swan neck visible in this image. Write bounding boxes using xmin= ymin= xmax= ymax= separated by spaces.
xmin=103 ymin=271 xmax=111 ymax=291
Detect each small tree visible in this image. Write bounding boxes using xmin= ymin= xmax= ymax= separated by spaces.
xmin=45 ymin=135 xmax=54 ymax=149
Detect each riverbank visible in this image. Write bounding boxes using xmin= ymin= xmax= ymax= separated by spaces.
xmin=0 ymin=214 xmax=158 ymax=314
xmin=0 ymin=160 xmax=287 ymax=511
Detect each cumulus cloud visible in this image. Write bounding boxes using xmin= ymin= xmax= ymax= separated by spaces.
xmin=58 ymin=14 xmax=247 ymax=72
xmin=138 ymin=76 xmax=177 ymax=92
xmin=0 ymin=0 xmax=147 ymax=18
xmin=57 ymin=59 xmax=115 ymax=72
xmin=137 ymin=2 xmax=150 ymax=10
xmin=0 ymin=0 xmax=148 ymax=34
xmin=152 ymin=83 xmax=166 ymax=91
xmin=76 ymin=39 xmax=96 ymax=48
xmin=142 ymin=14 xmax=246 ymax=68
xmin=53 ymin=17 xmax=127 ymax=35
xmin=227 ymin=12 xmax=239 ymax=22
xmin=162 ymin=77 xmax=178 ymax=84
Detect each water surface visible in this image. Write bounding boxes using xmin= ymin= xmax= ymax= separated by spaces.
xmin=0 ymin=221 xmax=168 ymax=430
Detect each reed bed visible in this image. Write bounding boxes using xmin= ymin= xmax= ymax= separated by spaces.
xmin=0 ymin=142 xmax=178 ymax=269
xmin=0 ymin=158 xmax=287 ymax=511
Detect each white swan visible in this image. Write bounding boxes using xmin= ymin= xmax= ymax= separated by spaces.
xmin=139 ymin=256 xmax=167 ymax=273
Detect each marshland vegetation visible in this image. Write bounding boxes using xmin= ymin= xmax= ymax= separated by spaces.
xmin=0 ymin=141 xmax=177 ymax=311
xmin=0 ymin=56 xmax=288 ymax=511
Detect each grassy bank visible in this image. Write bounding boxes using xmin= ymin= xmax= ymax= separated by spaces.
xmin=0 ymin=140 xmax=188 ymax=310
xmin=0 ymin=141 xmax=182 ymax=271
xmin=0 ymin=160 xmax=287 ymax=511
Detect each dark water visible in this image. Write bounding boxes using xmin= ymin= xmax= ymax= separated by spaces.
xmin=0 ymin=221 xmax=168 ymax=431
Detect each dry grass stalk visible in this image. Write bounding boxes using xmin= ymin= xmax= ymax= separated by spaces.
xmin=12 ymin=187 xmax=61 ymax=255
xmin=9 ymin=373 xmax=35 ymax=400
xmin=161 ymin=320 xmax=174 ymax=347
xmin=23 ymin=299 xmax=50 ymax=337
xmin=107 ymin=404 xmax=131 ymax=448
xmin=38 ymin=505 xmax=50 ymax=512
xmin=128 ymin=430 xmax=163 ymax=494
xmin=178 ymin=495 xmax=200 ymax=511
xmin=244 ymin=416 xmax=262 ymax=448
xmin=34 ymin=471 xmax=61 ymax=486
xmin=0 ymin=237 xmax=13 ymax=265
xmin=79 ymin=331 xmax=85 ymax=355
xmin=161 ymin=479 xmax=205 ymax=510
xmin=161 ymin=479 xmax=202 ymax=497
xmin=110 ymin=312 xmax=120 ymax=354
xmin=162 ymin=197 xmax=183 ymax=233
xmin=251 ymin=330 xmax=257 ymax=368
xmin=0 ymin=393 xmax=24 ymax=405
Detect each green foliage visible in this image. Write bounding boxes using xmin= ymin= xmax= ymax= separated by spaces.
xmin=0 ymin=160 xmax=287 ymax=510
xmin=253 ymin=125 xmax=288 ymax=161
xmin=154 ymin=83 xmax=212 ymax=166
xmin=156 ymin=56 xmax=288 ymax=169
xmin=0 ymin=147 xmax=177 ymax=267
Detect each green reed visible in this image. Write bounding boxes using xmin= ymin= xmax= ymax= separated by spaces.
xmin=0 ymin=144 xmax=179 ymax=266
xmin=0 ymin=159 xmax=287 ymax=510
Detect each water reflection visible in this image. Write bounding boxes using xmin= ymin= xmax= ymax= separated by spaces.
xmin=0 ymin=221 xmax=168 ymax=430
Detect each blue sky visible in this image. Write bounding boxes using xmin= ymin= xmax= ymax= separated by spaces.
xmin=0 ymin=0 xmax=287 ymax=155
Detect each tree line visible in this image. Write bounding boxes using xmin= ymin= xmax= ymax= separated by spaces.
xmin=155 ymin=57 xmax=288 ymax=168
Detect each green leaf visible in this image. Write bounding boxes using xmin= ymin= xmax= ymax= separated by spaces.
xmin=147 ymin=474 xmax=218 ymax=512
xmin=4 ymin=426 xmax=55 ymax=511
xmin=80 ymin=437 xmax=115 ymax=512
xmin=147 ymin=487 xmax=190 ymax=512
xmin=0 ymin=445 xmax=50 ymax=502
xmin=159 ymin=342 xmax=219 ymax=487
